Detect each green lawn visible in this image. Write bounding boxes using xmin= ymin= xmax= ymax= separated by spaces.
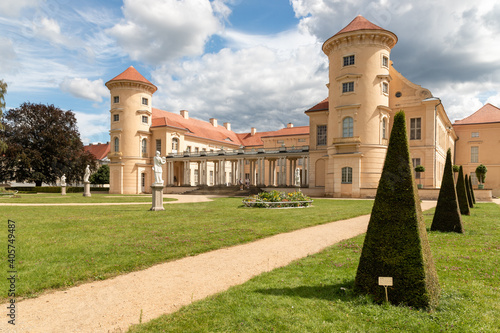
xmin=0 ymin=192 xmax=176 ymax=204
xmin=0 ymin=198 xmax=374 ymax=301
xmin=129 ymin=203 xmax=500 ymax=333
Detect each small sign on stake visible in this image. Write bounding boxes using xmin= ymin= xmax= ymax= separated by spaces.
xmin=378 ymin=277 xmax=393 ymax=303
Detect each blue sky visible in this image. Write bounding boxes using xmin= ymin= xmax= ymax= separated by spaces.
xmin=1 ymin=0 xmax=500 ymax=144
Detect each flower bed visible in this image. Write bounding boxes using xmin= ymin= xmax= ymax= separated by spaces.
xmin=242 ymin=190 xmax=312 ymax=208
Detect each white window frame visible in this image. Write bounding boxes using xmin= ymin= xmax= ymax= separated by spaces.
xmin=341 ymin=167 xmax=352 ymax=184
xmin=471 ymin=146 xmax=478 ymax=163
xmin=342 ymin=117 xmax=354 ymax=138
xmin=142 ymin=97 xmax=148 ymax=106
xmin=471 ymin=132 xmax=479 ymax=138
xmin=382 ymin=82 xmax=389 ymax=95
xmin=410 ymin=118 xmax=421 ymax=140
xmin=343 ymin=54 xmax=355 ymax=67
xmin=342 ymin=81 xmax=354 ymax=93
xmin=382 ymin=55 xmax=389 ymax=68
xmin=317 ymin=125 xmax=327 ymax=146
xmin=113 ymin=96 xmax=119 ymax=103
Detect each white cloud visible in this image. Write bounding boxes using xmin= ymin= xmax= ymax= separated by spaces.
xmin=0 ymin=0 xmax=40 ymax=17
xmin=74 ymin=111 xmax=110 ymax=145
xmin=0 ymin=37 xmax=19 ymax=75
xmin=60 ymin=78 xmax=108 ymax=102
xmin=32 ymin=17 xmax=69 ymax=45
xmin=108 ymin=0 xmax=222 ymax=64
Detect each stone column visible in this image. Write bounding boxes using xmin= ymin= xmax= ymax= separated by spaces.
xmin=83 ymin=181 xmax=91 ymax=197
xmin=150 ymin=184 xmax=164 ymax=211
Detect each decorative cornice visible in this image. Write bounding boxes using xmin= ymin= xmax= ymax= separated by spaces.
xmin=323 ymin=31 xmax=397 ymax=55
xmin=336 ymin=73 xmax=362 ymax=81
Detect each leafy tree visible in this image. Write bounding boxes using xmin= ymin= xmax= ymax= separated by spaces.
xmin=0 ymin=79 xmax=7 ymax=153
xmin=456 ymin=166 xmax=470 ymax=215
xmin=0 ymin=102 xmax=96 ymax=186
xmin=464 ymin=174 xmax=473 ymax=208
xmin=90 ymin=164 xmax=109 ymax=186
xmin=431 ymin=148 xmax=463 ymax=233
xmin=354 ymin=111 xmax=440 ymax=308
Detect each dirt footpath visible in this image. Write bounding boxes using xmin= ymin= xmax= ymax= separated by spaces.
xmin=0 ymin=201 xmax=437 ymax=333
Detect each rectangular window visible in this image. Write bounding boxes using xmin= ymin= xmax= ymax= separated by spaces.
xmin=210 ymin=171 xmax=214 ymax=185
xmin=113 ymin=96 xmax=119 ymax=103
xmin=343 ymin=55 xmax=355 ymax=66
xmin=470 ymin=172 xmax=478 ymax=185
xmin=410 ymin=118 xmax=421 ymax=140
xmin=142 ymin=115 xmax=148 ymax=124
xmin=471 ymin=146 xmax=478 ymax=163
xmin=298 ymin=138 xmax=306 ymax=142
xmin=317 ymin=125 xmax=327 ymax=146
xmin=156 ymin=139 xmax=161 ymax=153
xmin=277 ymin=140 xmax=284 ymax=144
xmin=412 ymin=158 xmax=421 ymax=179
xmin=142 ymin=97 xmax=148 ymax=105
xmin=342 ymin=82 xmax=354 ymax=93
xmin=341 ymin=167 xmax=352 ymax=184
xmin=471 ymin=132 xmax=479 ymax=138
xmin=113 ymin=114 xmax=119 ymax=122
xmin=186 ymin=146 xmax=191 ymax=152
xmin=382 ymin=82 xmax=389 ymax=94
xmin=382 ymin=55 xmax=389 ymax=68
xmin=194 ymin=147 xmax=199 ymax=153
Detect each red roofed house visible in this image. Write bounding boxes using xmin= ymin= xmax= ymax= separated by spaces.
xmin=84 ymin=142 xmax=110 ymax=166
xmin=453 ymin=103 xmax=500 ymax=197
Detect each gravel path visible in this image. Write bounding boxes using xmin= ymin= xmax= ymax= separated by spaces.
xmin=0 ymin=201 xmax=437 ymax=333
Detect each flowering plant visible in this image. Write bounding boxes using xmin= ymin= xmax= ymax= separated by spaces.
xmin=243 ymin=190 xmax=312 ymax=208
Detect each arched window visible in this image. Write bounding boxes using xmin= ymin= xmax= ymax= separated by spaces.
xmin=172 ymin=138 xmax=179 ymax=152
xmin=141 ymin=138 xmax=147 ymax=157
xmin=382 ymin=118 xmax=387 ymax=139
xmin=342 ymin=167 xmax=352 ymax=184
xmin=342 ymin=117 xmax=353 ymax=138
xmin=114 ymin=137 xmax=119 ymax=152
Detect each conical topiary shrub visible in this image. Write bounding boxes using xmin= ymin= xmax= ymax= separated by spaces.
xmin=464 ymin=174 xmax=473 ymax=208
xmin=354 ymin=111 xmax=440 ymax=308
xmin=456 ymin=166 xmax=470 ymax=215
xmin=468 ymin=174 xmax=476 ymax=204
xmin=431 ymin=149 xmax=463 ymax=233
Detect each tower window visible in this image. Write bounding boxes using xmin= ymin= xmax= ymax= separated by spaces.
xmin=142 ymin=97 xmax=148 ymax=105
xmin=382 ymin=118 xmax=387 ymax=139
xmin=343 ymin=117 xmax=354 ymax=138
xmin=316 ymin=125 xmax=327 ymax=146
xmin=113 ymin=96 xmax=119 ymax=103
xmin=142 ymin=115 xmax=148 ymax=124
xmin=156 ymin=139 xmax=161 ymax=153
xmin=342 ymin=82 xmax=354 ymax=93
xmin=410 ymin=118 xmax=421 ymax=140
xmin=382 ymin=55 xmax=389 ymax=68
xmin=114 ymin=137 xmax=119 ymax=152
xmin=382 ymin=82 xmax=389 ymax=94
xmin=141 ymin=138 xmax=147 ymax=157
xmin=113 ymin=114 xmax=119 ymax=122
xmin=342 ymin=167 xmax=352 ymax=184
xmin=343 ymin=55 xmax=355 ymax=67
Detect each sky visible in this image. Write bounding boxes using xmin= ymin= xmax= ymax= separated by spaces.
xmin=1 ymin=0 xmax=500 ymax=144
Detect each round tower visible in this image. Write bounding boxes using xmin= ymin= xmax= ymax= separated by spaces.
xmin=105 ymin=66 xmax=157 ymax=194
xmin=322 ymin=15 xmax=398 ymax=197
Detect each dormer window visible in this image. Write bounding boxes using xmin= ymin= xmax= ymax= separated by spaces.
xmin=142 ymin=97 xmax=148 ymax=106
xmin=113 ymin=96 xmax=119 ymax=103
xmin=343 ymin=55 xmax=355 ymax=67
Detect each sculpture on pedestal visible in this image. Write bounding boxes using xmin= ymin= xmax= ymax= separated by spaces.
xmin=295 ymin=168 xmax=301 ymax=187
xmin=83 ymin=165 xmax=90 ymax=183
xmin=61 ymin=174 xmax=66 ymax=186
xmin=153 ymin=151 xmax=166 ymax=185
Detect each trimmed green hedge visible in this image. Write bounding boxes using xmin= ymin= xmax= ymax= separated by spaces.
xmin=9 ymin=186 xmax=109 ymax=193
xmin=464 ymin=174 xmax=474 ymax=208
xmin=354 ymin=111 xmax=440 ymax=309
xmin=456 ymin=166 xmax=470 ymax=215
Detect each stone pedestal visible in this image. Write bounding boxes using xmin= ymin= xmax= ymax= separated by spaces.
xmin=150 ymin=184 xmax=165 ymax=211
xmin=83 ymin=182 xmax=91 ymax=197
xmin=61 ymin=185 xmax=66 ymax=196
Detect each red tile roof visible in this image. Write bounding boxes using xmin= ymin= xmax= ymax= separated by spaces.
xmin=454 ymin=103 xmax=500 ymax=125
xmin=334 ymin=15 xmax=384 ymax=37
xmin=305 ymin=97 xmax=328 ymax=112
xmin=84 ymin=143 xmax=110 ymax=160
xmin=236 ymin=130 xmax=278 ymax=147
xmin=152 ymin=108 xmax=242 ymax=147
xmin=261 ymin=126 xmax=309 ymax=138
xmin=106 ymin=66 xmax=157 ymax=91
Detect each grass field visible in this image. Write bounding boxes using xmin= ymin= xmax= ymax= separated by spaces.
xmin=0 ymin=192 xmax=176 ymax=204
xmin=0 ymin=197 xmax=374 ymax=301
xmin=128 ymin=203 xmax=500 ymax=333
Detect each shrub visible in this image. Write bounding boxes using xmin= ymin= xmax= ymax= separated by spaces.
xmin=475 ymin=164 xmax=487 ymax=184
xmin=469 ymin=175 xmax=476 ymax=204
xmin=456 ymin=166 xmax=470 ymax=215
xmin=464 ymin=174 xmax=474 ymax=208
xmin=430 ymin=148 xmax=463 ymax=233
xmin=354 ymin=111 xmax=440 ymax=308
xmin=243 ymin=190 xmax=312 ymax=208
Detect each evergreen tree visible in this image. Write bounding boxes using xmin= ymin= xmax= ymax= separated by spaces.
xmin=464 ymin=174 xmax=473 ymax=208
xmin=431 ymin=149 xmax=463 ymax=233
xmin=456 ymin=166 xmax=470 ymax=215
xmin=469 ymin=175 xmax=476 ymax=204
xmin=354 ymin=111 xmax=440 ymax=308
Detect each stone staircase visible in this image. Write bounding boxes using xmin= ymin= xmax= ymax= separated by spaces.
xmin=185 ymin=185 xmax=262 ymax=197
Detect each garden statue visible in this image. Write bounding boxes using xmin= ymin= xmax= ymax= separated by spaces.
xmin=61 ymin=174 xmax=66 ymax=186
xmin=295 ymin=168 xmax=301 ymax=187
xmin=153 ymin=151 xmax=166 ymax=185
xmin=83 ymin=165 xmax=90 ymax=183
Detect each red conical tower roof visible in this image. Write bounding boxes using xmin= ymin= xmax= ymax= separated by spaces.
xmin=106 ymin=66 xmax=157 ymax=92
xmin=334 ymin=15 xmax=385 ymax=37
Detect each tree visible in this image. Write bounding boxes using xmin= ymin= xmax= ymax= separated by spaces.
xmin=452 ymin=165 xmax=459 ymax=183
xmin=0 ymin=103 xmax=96 ymax=186
xmin=468 ymin=175 xmax=476 ymax=204
xmin=354 ymin=111 xmax=440 ymax=308
xmin=415 ymin=165 xmax=425 ymax=188
xmin=431 ymin=149 xmax=463 ymax=233
xmin=0 ymin=79 xmax=7 ymax=153
xmin=475 ymin=164 xmax=487 ymax=189
xmin=464 ymin=174 xmax=473 ymax=208
xmin=90 ymin=164 xmax=109 ymax=186
xmin=456 ymin=166 xmax=470 ymax=215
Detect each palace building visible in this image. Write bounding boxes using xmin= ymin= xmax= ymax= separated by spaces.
xmin=101 ymin=15 xmax=496 ymax=198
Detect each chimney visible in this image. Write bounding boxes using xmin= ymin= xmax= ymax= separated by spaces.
xmin=180 ymin=110 xmax=189 ymax=119
xmin=210 ymin=118 xmax=218 ymax=127
xmin=223 ymin=122 xmax=231 ymax=131
xmin=287 ymin=123 xmax=294 ymax=128
xmin=251 ymin=127 xmax=257 ymax=136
